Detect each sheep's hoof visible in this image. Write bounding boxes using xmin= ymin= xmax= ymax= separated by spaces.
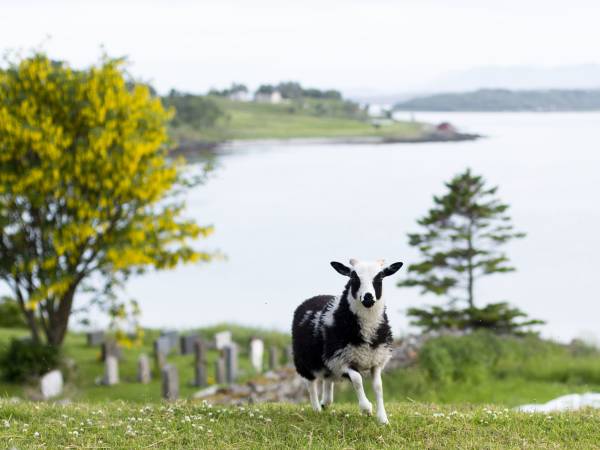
xmin=359 ymin=402 xmax=373 ymax=415
xmin=377 ymin=414 xmax=389 ymax=425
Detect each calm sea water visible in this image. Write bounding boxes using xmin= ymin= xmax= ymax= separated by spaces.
xmin=125 ymin=112 xmax=600 ymax=343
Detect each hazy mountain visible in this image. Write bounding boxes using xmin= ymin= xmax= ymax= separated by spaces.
xmin=394 ymin=89 xmax=600 ymax=112
xmin=349 ymin=64 xmax=600 ymax=105
xmin=429 ymin=64 xmax=600 ymax=92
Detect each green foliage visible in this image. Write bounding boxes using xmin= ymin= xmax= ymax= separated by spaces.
xmin=256 ymin=81 xmax=342 ymax=100
xmin=0 ymin=53 xmax=214 ymax=347
xmin=395 ymin=88 xmax=600 ymax=112
xmin=163 ymin=90 xmax=226 ymax=129
xmin=408 ymin=302 xmax=545 ymax=334
xmin=0 ymin=338 xmax=60 ymax=382
xmin=208 ymin=82 xmax=248 ymax=97
xmin=0 ymin=296 xmax=27 ymax=328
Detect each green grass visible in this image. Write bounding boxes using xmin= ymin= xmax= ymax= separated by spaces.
xmin=2 ymin=401 xmax=600 ymax=449
xmin=170 ymin=98 xmax=424 ymax=142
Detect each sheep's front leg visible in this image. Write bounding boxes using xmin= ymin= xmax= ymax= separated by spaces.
xmin=321 ymin=379 xmax=334 ymax=408
xmin=345 ymin=368 xmax=372 ymax=415
xmin=371 ymin=366 xmax=388 ymax=424
xmin=305 ymin=379 xmax=322 ymax=412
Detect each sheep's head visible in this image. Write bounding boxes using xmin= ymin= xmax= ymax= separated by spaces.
xmin=330 ymin=259 xmax=403 ymax=309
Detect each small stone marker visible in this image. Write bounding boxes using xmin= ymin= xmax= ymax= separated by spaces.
xmin=160 ymin=330 xmax=180 ymax=354
xmin=215 ymin=356 xmax=226 ymax=384
xmin=269 ymin=346 xmax=280 ymax=370
xmin=40 ymin=370 xmax=63 ymax=399
xmin=214 ymin=330 xmax=232 ymax=350
xmin=285 ymin=345 xmax=294 ymax=367
xmin=153 ymin=339 xmax=168 ymax=371
xmin=193 ymin=340 xmax=208 ymax=387
xmin=249 ymin=338 xmax=264 ymax=373
xmin=154 ymin=336 xmax=171 ymax=356
xmin=101 ymin=340 xmax=121 ymax=361
xmin=224 ymin=344 xmax=238 ymax=384
xmin=137 ymin=354 xmax=151 ymax=384
xmin=86 ymin=331 xmax=105 ymax=346
xmin=103 ymin=355 xmax=119 ymax=385
xmin=162 ymin=364 xmax=179 ymax=401
xmin=180 ymin=334 xmax=200 ymax=355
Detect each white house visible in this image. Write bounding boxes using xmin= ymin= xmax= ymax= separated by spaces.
xmin=228 ymin=90 xmax=251 ymax=102
xmin=254 ymin=90 xmax=283 ymax=104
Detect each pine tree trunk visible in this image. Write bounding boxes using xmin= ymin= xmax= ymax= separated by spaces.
xmin=466 ymin=222 xmax=475 ymax=308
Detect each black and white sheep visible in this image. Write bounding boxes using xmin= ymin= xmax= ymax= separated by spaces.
xmin=291 ymin=258 xmax=403 ymax=424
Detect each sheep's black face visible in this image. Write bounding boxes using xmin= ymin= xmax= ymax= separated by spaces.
xmin=330 ymin=259 xmax=404 ymax=309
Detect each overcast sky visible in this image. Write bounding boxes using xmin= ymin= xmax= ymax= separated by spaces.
xmin=2 ymin=0 xmax=600 ymax=95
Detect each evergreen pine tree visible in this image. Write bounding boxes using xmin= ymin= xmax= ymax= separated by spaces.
xmin=399 ymin=169 xmax=541 ymax=332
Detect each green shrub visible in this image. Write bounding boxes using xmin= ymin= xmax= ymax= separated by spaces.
xmin=415 ymin=331 xmax=600 ymax=387
xmin=0 ymin=296 xmax=27 ymax=328
xmin=0 ymin=338 xmax=61 ymax=382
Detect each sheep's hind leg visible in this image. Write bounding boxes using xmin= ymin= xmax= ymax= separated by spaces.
xmin=305 ymin=378 xmax=322 ymax=412
xmin=345 ymin=368 xmax=372 ymax=415
xmin=321 ymin=379 xmax=334 ymax=408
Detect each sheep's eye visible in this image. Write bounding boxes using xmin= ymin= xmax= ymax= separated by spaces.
xmin=350 ymin=272 xmax=361 ymax=297
xmin=373 ymin=275 xmax=383 ymax=299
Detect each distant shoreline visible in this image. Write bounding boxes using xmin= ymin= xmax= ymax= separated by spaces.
xmin=172 ymin=132 xmax=483 ymax=157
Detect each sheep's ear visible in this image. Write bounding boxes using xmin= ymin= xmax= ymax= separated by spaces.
xmin=330 ymin=261 xmax=352 ymax=276
xmin=381 ymin=262 xmax=403 ymax=277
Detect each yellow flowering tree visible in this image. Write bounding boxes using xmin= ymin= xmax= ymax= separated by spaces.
xmin=0 ymin=54 xmax=213 ymax=346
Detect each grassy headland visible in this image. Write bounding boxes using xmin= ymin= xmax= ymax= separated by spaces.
xmin=166 ymin=96 xmax=426 ymax=146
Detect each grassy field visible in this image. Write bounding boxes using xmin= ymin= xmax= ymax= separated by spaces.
xmin=170 ymin=97 xmax=425 ymax=142
xmin=2 ymin=401 xmax=600 ymax=449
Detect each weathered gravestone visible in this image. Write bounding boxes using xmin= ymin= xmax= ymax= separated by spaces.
xmin=214 ymin=331 xmax=232 ymax=350
xmin=153 ymin=338 xmax=169 ymax=371
xmin=162 ymin=364 xmax=179 ymax=401
xmin=101 ymin=340 xmax=122 ymax=361
xmin=249 ymin=338 xmax=264 ymax=373
xmin=180 ymin=334 xmax=200 ymax=355
xmin=193 ymin=340 xmax=208 ymax=387
xmin=215 ymin=356 xmax=226 ymax=384
xmin=223 ymin=344 xmax=238 ymax=384
xmin=285 ymin=345 xmax=294 ymax=367
xmin=40 ymin=370 xmax=63 ymax=399
xmin=137 ymin=354 xmax=151 ymax=384
xmin=268 ymin=346 xmax=280 ymax=371
xmin=103 ymin=355 xmax=119 ymax=385
xmin=160 ymin=330 xmax=180 ymax=354
xmin=86 ymin=331 xmax=105 ymax=346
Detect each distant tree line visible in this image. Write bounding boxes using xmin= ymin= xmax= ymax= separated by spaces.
xmin=162 ymin=90 xmax=227 ymax=129
xmin=256 ymin=81 xmax=342 ymax=100
xmin=394 ymin=88 xmax=600 ymax=112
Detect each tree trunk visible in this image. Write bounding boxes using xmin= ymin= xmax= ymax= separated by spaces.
xmin=466 ymin=223 xmax=475 ymax=308
xmin=45 ymin=287 xmax=77 ymax=346
xmin=15 ymin=290 xmax=41 ymax=344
